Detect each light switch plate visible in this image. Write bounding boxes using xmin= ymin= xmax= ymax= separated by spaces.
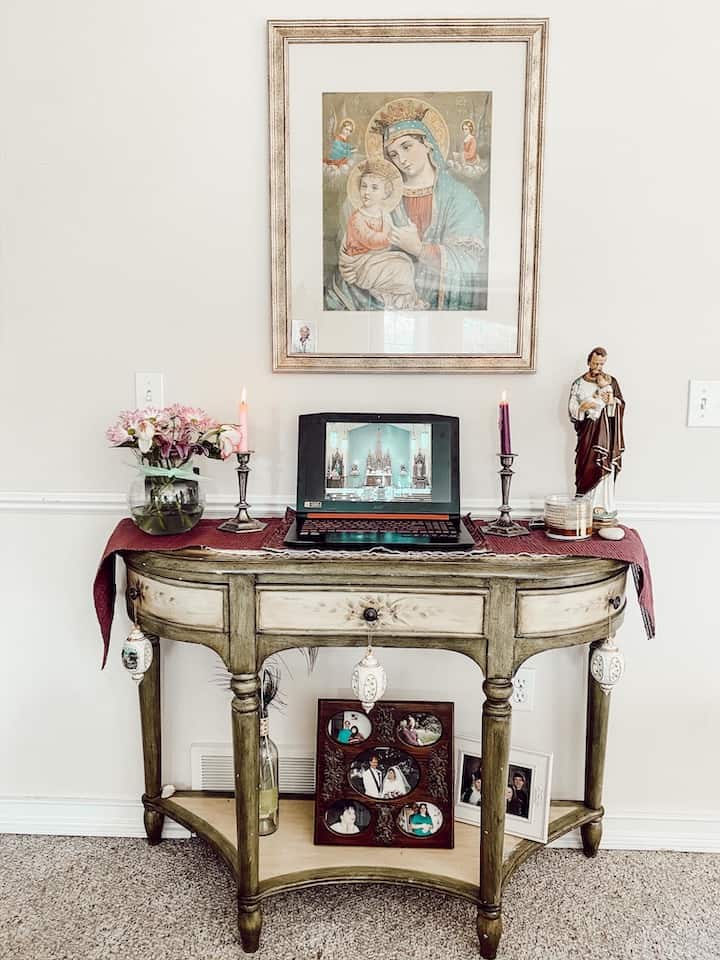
xmin=135 ymin=371 xmax=164 ymax=410
xmin=687 ymin=380 xmax=720 ymax=427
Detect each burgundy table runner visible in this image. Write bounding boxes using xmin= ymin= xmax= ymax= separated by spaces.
xmin=94 ymin=512 xmax=654 ymax=668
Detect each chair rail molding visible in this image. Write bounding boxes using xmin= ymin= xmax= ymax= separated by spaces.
xmin=1 ymin=491 xmax=719 ymax=523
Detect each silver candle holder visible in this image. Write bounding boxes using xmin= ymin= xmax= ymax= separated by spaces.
xmin=217 ymin=451 xmax=267 ymax=534
xmin=480 ymin=453 xmax=530 ymax=538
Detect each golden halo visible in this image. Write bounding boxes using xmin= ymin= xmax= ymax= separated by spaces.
xmin=461 ymin=118 xmax=475 ymax=134
xmin=339 ymin=117 xmax=355 ymax=134
xmin=347 ymin=159 xmax=404 ymax=214
xmin=365 ymin=98 xmax=450 ymax=163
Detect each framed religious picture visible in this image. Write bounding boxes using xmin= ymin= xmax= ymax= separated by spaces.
xmin=269 ymin=19 xmax=548 ymax=373
xmin=315 ymin=699 xmax=454 ymax=848
xmin=454 ymin=736 xmax=553 ymax=843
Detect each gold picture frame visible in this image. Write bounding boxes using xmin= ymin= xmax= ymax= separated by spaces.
xmin=269 ymin=19 xmax=548 ymax=373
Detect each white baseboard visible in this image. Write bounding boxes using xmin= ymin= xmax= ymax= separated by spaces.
xmin=549 ymin=811 xmax=720 ymax=852
xmin=1 ymin=797 xmax=718 ymax=851
xmin=0 ymin=796 xmax=190 ymax=839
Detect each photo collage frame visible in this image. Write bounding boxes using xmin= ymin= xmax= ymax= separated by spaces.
xmin=314 ymin=699 xmax=454 ymax=849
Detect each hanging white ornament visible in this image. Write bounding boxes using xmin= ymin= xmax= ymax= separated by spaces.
xmin=121 ymin=624 xmax=154 ymax=684
xmin=352 ymin=644 xmax=387 ymax=712
xmin=590 ymin=635 xmax=624 ymax=695
xmin=590 ymin=597 xmax=625 ymax=695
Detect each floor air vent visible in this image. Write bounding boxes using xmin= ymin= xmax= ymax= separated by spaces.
xmin=191 ymin=743 xmax=315 ymax=794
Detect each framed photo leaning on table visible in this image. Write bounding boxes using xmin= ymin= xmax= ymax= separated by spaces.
xmin=454 ymin=735 xmax=553 ymax=843
xmin=268 ymin=19 xmax=548 ymax=372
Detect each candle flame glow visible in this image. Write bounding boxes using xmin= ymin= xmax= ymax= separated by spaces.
xmin=241 ymin=387 xmax=247 ymax=404
xmin=501 ymin=390 xmax=508 ymax=403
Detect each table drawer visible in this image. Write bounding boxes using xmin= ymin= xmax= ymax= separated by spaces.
xmin=256 ymin=588 xmax=485 ymax=636
xmin=516 ymin=571 xmax=627 ymax=637
xmin=128 ymin=572 xmax=227 ymax=631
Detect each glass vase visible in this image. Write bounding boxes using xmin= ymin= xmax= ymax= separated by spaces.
xmin=259 ymin=715 xmax=279 ymax=836
xmin=128 ymin=467 xmax=205 ymax=536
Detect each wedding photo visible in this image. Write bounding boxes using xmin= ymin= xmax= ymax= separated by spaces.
xmin=349 ymin=747 xmax=420 ymax=801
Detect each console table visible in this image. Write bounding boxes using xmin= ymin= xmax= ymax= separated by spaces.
xmin=114 ymin=540 xmax=635 ymax=959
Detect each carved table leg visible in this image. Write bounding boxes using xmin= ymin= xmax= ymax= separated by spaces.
xmin=138 ymin=633 xmax=163 ymax=845
xmin=477 ymin=677 xmax=514 ymax=959
xmin=231 ymin=673 xmax=262 ymax=952
xmin=582 ymin=640 xmax=610 ymax=858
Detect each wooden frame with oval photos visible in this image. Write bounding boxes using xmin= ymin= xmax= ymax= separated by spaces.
xmin=314 ymin=699 xmax=454 ymax=848
xmin=269 ymin=19 xmax=548 ymax=372
xmin=454 ymin=735 xmax=553 ymax=843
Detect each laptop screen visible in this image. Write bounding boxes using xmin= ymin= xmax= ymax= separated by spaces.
xmin=297 ymin=413 xmax=459 ymax=515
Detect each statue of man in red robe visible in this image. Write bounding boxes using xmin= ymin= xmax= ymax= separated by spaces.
xmin=568 ymin=347 xmax=626 ymax=522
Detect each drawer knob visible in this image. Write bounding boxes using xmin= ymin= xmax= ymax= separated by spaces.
xmin=362 ymin=606 xmax=379 ymax=623
xmin=608 ymin=595 xmax=622 ymax=611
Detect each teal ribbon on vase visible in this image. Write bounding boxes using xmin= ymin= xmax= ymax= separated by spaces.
xmin=139 ymin=464 xmax=208 ymax=481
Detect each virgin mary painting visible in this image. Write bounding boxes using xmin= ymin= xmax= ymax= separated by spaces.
xmin=324 ymin=95 xmax=490 ymax=312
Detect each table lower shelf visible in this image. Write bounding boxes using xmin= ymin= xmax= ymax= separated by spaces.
xmin=147 ymin=793 xmax=601 ymax=904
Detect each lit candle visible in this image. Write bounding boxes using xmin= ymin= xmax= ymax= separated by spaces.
xmin=499 ymin=391 xmax=512 ymax=456
xmin=237 ymin=387 xmax=248 ymax=452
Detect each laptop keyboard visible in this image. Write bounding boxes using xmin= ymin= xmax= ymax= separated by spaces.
xmin=301 ymin=518 xmax=456 ymax=536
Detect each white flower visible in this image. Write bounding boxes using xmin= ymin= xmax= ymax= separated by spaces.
xmin=136 ymin=420 xmax=156 ymax=455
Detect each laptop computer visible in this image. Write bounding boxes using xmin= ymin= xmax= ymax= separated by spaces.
xmin=284 ymin=413 xmax=476 ymax=551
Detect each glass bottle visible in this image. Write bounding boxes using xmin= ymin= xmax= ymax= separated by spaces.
xmin=258 ymin=714 xmax=279 ymax=836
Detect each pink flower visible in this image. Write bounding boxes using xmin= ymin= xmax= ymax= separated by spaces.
xmin=106 ymin=424 xmax=130 ymax=445
xmin=200 ymin=424 xmax=242 ymax=459
xmin=108 ymin=404 xmax=221 ymax=464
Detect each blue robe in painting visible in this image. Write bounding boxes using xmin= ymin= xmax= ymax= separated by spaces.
xmin=326 ymin=163 xmax=487 ymax=312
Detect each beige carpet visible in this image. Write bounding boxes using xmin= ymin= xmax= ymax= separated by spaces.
xmin=1 ymin=835 xmax=719 ymax=960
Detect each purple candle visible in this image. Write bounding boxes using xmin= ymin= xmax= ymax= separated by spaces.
xmin=499 ymin=392 xmax=512 ymax=455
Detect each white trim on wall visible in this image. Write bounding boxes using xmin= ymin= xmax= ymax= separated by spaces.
xmin=1 ymin=796 xmax=718 ymax=851
xmin=0 ymin=796 xmax=190 ymax=839
xmin=2 ymin=492 xmax=719 ymax=522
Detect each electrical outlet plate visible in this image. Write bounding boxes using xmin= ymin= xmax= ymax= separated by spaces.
xmin=511 ymin=668 xmax=535 ymax=711
xmin=135 ymin=371 xmax=164 ymax=409
xmin=688 ymin=380 xmax=720 ymax=427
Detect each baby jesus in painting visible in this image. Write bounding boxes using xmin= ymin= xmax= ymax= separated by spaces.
xmin=338 ymin=159 xmax=428 ymax=310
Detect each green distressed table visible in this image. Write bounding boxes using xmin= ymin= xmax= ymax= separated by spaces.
xmin=118 ymin=543 xmax=632 ymax=958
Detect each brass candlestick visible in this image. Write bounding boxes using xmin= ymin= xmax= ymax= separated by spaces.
xmin=480 ymin=453 xmax=530 ymax=538
xmin=217 ymin=451 xmax=267 ymax=534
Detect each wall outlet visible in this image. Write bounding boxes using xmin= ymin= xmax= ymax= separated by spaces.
xmin=135 ymin=371 xmax=164 ymax=409
xmin=511 ymin=668 xmax=535 ymax=711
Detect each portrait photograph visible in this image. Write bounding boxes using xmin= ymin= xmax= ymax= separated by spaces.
xmin=324 ymin=798 xmax=372 ymax=837
xmin=269 ymin=19 xmax=547 ymax=372
xmin=326 ymin=709 xmax=372 ymax=745
xmin=458 ymin=753 xmax=483 ymax=808
xmin=397 ymin=801 xmax=443 ymax=838
xmin=454 ymin=737 xmax=554 ymax=842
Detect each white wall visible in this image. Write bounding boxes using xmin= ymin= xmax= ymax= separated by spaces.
xmin=1 ymin=0 xmax=719 ymax=847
